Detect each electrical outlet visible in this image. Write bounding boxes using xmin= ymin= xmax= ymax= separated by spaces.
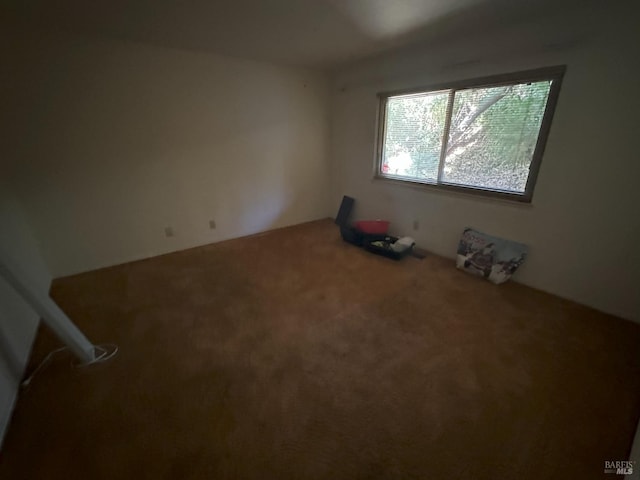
xmin=164 ymin=227 xmax=174 ymax=237
xmin=209 ymin=220 xmax=216 ymax=229
xmin=413 ymin=220 xmax=419 ymax=231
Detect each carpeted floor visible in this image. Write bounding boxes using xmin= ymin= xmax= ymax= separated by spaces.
xmin=1 ymin=219 xmax=639 ymax=479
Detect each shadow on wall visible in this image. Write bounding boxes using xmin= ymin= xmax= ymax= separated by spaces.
xmin=4 ymin=31 xmax=331 ymax=276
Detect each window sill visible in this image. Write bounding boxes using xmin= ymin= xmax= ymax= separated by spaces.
xmin=372 ymin=175 xmax=535 ymax=207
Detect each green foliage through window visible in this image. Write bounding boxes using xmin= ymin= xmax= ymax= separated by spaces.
xmin=378 ymin=67 xmax=564 ymax=201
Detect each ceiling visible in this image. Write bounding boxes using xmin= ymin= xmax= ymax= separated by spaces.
xmin=1 ymin=0 xmax=616 ymax=69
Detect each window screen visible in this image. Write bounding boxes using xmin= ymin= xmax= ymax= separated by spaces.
xmin=377 ymin=67 xmax=564 ymax=202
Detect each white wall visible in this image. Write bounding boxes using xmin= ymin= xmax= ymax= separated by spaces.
xmin=329 ymin=6 xmax=640 ymax=321
xmin=0 ymin=183 xmax=51 ymax=445
xmin=4 ymin=7 xmax=638 ymax=322
xmin=7 ymin=28 xmax=331 ymax=277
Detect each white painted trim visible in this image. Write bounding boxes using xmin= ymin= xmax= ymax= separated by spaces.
xmin=0 ymin=389 xmax=17 ymax=451
xmin=0 ymin=256 xmax=95 ymax=364
xmin=0 ymin=308 xmax=39 ymax=451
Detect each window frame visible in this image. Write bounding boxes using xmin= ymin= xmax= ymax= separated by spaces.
xmin=374 ymin=66 xmax=566 ymax=203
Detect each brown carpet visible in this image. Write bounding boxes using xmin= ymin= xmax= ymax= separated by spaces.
xmin=2 ymin=219 xmax=639 ymax=479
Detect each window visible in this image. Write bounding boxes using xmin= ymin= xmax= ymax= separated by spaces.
xmin=376 ymin=66 xmax=565 ymax=202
